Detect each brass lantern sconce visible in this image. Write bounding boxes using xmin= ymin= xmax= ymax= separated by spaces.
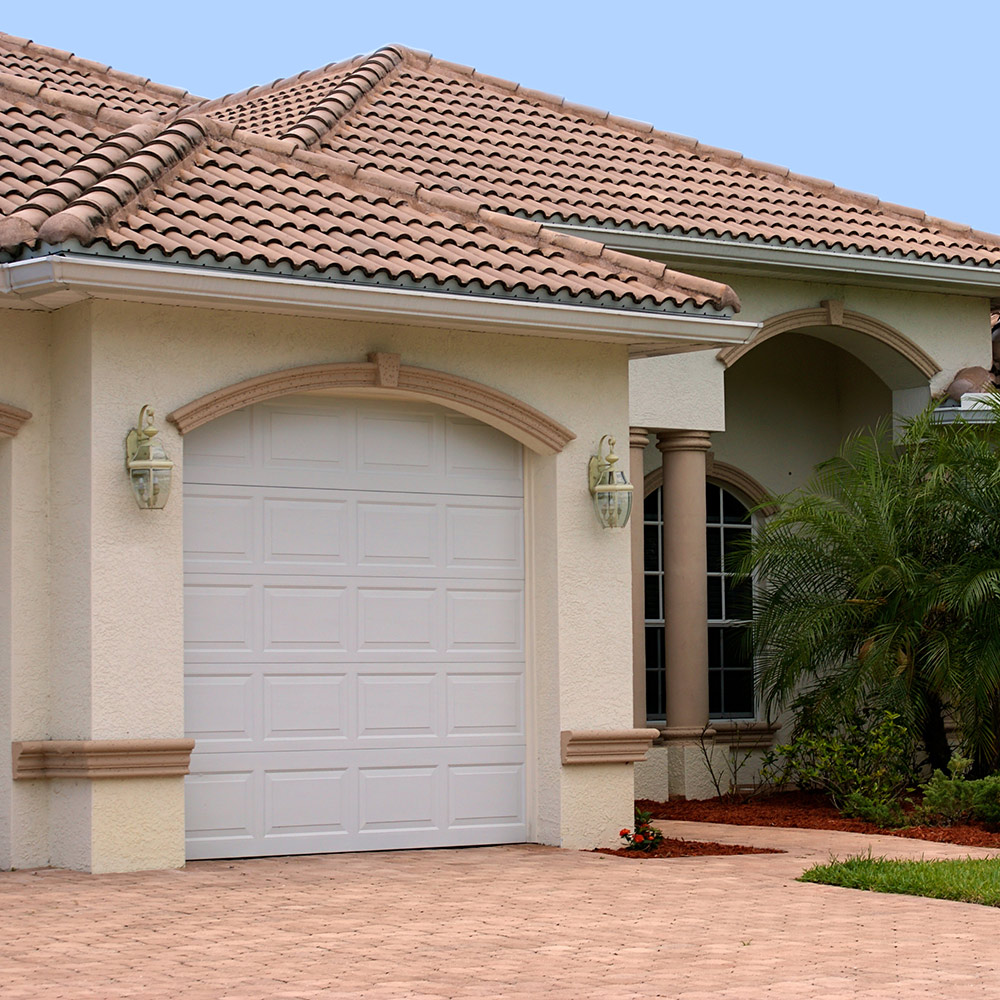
xmin=588 ymin=434 xmax=633 ymax=528
xmin=125 ymin=405 xmax=174 ymax=510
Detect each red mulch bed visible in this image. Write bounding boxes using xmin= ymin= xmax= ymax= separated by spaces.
xmin=639 ymin=791 xmax=1000 ymax=849
xmin=594 ymin=837 xmax=783 ymax=859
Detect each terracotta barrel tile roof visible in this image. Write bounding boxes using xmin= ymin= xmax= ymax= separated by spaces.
xmin=3 ymin=33 xmax=998 ymax=319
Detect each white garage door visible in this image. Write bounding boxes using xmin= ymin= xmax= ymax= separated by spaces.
xmin=183 ymin=395 xmax=526 ymax=859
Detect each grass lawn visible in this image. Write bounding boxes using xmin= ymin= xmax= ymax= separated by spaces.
xmin=800 ymin=854 xmax=1000 ymax=907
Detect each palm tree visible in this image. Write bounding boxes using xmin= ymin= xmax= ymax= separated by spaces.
xmin=742 ymin=400 xmax=1000 ymax=775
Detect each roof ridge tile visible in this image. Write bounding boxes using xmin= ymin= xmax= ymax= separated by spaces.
xmin=35 ymin=117 xmax=209 ymax=244
xmin=0 ymin=117 xmax=163 ymax=248
xmin=279 ymin=46 xmax=404 ymax=149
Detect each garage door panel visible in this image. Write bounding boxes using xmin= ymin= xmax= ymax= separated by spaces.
xmin=357 ymin=587 xmax=438 ymax=650
xmin=448 ymin=763 xmax=525 ymax=828
xmin=263 ymin=673 xmax=349 ymax=741
xmin=357 ymin=673 xmax=438 ymax=739
xmin=357 ymin=501 xmax=438 ymax=565
xmin=185 ymin=673 xmax=255 ymax=744
xmin=263 ymin=586 xmax=348 ymax=650
xmin=445 ymin=416 xmax=522 ymax=480
xmin=264 ymin=768 xmax=351 ymax=837
xmin=262 ymin=405 xmax=350 ymax=471
xmin=446 ymin=672 xmax=524 ymax=735
xmin=264 ymin=497 xmax=348 ymax=565
xmin=446 ymin=589 xmax=523 ymax=652
xmin=185 ymin=397 xmax=525 ymax=859
xmin=184 ymin=494 xmax=255 ymax=564
xmin=357 ymin=411 xmax=436 ymax=472
xmin=184 ymin=585 xmax=254 ymax=650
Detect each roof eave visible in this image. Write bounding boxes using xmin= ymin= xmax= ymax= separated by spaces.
xmin=544 ymin=224 xmax=1000 ymax=297
xmin=0 ymin=255 xmax=760 ymax=358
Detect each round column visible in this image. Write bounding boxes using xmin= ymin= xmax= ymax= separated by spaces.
xmin=629 ymin=427 xmax=650 ymax=729
xmin=656 ymin=429 xmax=711 ymax=734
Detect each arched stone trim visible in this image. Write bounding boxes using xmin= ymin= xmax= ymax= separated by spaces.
xmin=706 ymin=458 xmax=778 ymax=517
xmin=0 ymin=402 xmax=32 ymax=438
xmin=716 ymin=303 xmax=940 ymax=379
xmin=166 ymin=354 xmax=576 ymax=455
xmin=644 ymin=460 xmax=777 ymax=516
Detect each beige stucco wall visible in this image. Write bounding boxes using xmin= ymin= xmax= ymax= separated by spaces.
xmin=0 ymin=310 xmax=52 ymax=869
xmin=2 ymin=296 xmax=638 ymax=870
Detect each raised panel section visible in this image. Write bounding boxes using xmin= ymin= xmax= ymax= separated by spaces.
xmin=264 ymin=498 xmax=347 ymax=565
xmin=264 ymin=674 xmax=347 ymax=740
xmin=446 ymin=590 xmax=522 ymax=651
xmin=184 ymin=770 xmax=255 ymax=838
xmin=357 ymin=413 xmax=434 ymax=472
xmin=264 ymin=769 xmax=349 ymax=836
xmin=184 ymin=494 xmax=254 ymax=564
xmin=447 ymin=674 xmax=523 ymax=735
xmin=448 ymin=764 xmax=524 ymax=827
xmin=358 ymin=674 xmax=436 ymax=738
xmin=446 ymin=417 xmax=522 ymax=479
xmin=263 ymin=407 xmax=348 ymax=469
xmin=357 ymin=502 xmax=437 ymax=565
xmin=185 ymin=674 xmax=254 ymax=742
xmin=358 ymin=588 xmax=436 ymax=649
xmin=447 ymin=506 xmax=522 ymax=569
xmin=263 ymin=586 xmax=347 ymax=649
xmin=183 ymin=407 xmax=252 ymax=470
xmin=184 ymin=585 xmax=254 ymax=650
xmin=359 ymin=766 xmax=437 ymax=831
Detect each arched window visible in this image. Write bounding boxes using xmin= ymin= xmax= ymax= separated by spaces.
xmin=644 ymin=481 xmax=755 ymax=722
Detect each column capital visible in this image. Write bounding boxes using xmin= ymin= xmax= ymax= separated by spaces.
xmin=629 ymin=426 xmax=650 ymax=450
xmin=656 ymin=429 xmax=712 ymax=454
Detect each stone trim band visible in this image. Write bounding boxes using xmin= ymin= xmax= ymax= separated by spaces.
xmin=11 ymin=739 xmax=195 ymax=779
xmin=167 ymin=354 xmax=576 ymax=455
xmin=560 ymin=728 xmax=660 ymax=764
xmin=0 ymin=402 xmax=32 ymax=437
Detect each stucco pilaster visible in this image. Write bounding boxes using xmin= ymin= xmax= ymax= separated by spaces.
xmin=629 ymin=427 xmax=649 ymax=728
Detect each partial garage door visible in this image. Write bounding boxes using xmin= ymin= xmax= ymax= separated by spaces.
xmin=183 ymin=394 xmax=526 ymax=859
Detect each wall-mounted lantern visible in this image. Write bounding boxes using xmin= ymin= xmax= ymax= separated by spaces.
xmin=125 ymin=405 xmax=174 ymax=510
xmin=588 ymin=434 xmax=633 ymax=528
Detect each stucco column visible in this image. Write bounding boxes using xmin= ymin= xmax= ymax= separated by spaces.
xmin=629 ymin=427 xmax=649 ymax=729
xmin=656 ymin=429 xmax=717 ymax=798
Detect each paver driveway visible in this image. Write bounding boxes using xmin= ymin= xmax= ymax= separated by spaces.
xmin=3 ymin=821 xmax=1000 ymax=1000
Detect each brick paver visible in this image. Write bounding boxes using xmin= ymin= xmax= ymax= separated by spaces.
xmin=2 ymin=822 xmax=1000 ymax=999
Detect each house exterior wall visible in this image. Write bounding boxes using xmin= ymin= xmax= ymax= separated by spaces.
xmin=1 ymin=297 xmax=637 ymax=871
xmin=630 ymin=275 xmax=992 ymax=434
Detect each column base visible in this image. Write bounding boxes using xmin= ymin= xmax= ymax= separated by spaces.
xmin=660 ymin=727 xmax=727 ymax=800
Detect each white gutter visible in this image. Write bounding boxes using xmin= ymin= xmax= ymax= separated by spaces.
xmin=0 ymin=255 xmax=760 ymax=356
xmin=544 ymin=224 xmax=1000 ymax=295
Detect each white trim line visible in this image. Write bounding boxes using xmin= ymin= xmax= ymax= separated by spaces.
xmin=544 ymin=224 xmax=1000 ymax=294
xmin=0 ymin=255 xmax=760 ymax=354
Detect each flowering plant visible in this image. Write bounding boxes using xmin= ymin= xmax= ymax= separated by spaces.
xmin=619 ymin=808 xmax=664 ymax=852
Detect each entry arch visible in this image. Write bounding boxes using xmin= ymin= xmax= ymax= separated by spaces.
xmin=716 ymin=303 xmax=940 ymax=390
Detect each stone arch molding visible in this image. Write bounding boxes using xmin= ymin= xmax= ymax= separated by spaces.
xmin=716 ymin=301 xmax=941 ymax=383
xmin=643 ymin=458 xmax=776 ymax=515
xmin=167 ymin=353 xmax=576 ymax=455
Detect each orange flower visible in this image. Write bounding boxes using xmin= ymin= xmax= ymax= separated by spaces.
xmin=633 ymin=834 xmax=644 ymax=843
xmin=619 ymin=829 xmax=630 ymax=837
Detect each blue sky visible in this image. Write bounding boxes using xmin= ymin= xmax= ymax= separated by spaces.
xmin=6 ymin=1 xmax=1000 ymax=235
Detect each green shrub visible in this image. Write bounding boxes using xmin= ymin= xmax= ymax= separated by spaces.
xmin=841 ymin=791 xmax=908 ymax=828
xmin=761 ymin=708 xmax=914 ymax=815
xmin=915 ymin=758 xmax=1000 ymax=826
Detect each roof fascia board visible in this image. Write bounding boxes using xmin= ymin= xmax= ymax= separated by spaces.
xmin=0 ymin=256 xmax=760 ymax=355
xmin=544 ymin=224 xmax=1000 ymax=296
